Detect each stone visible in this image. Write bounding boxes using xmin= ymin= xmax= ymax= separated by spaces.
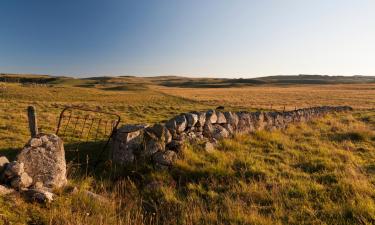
xmin=195 ymin=112 xmax=206 ymax=127
xmin=17 ymin=134 xmax=67 ymax=188
xmin=0 ymin=184 xmax=14 ymax=196
xmin=212 ymin=124 xmax=230 ymax=139
xmin=23 ymin=188 xmax=54 ymax=203
xmin=153 ymin=150 xmax=177 ymax=167
xmin=223 ymin=123 xmax=234 ymax=135
xmin=224 ymin=112 xmax=239 ymax=129
xmin=206 ymin=110 xmax=217 ymax=124
xmin=203 ymin=122 xmax=214 ymax=138
xmin=3 ymin=161 xmax=24 ymax=179
xmin=174 ymin=115 xmax=187 ymax=133
xmin=29 ymin=138 xmax=42 ymax=147
xmin=145 ymin=124 xmax=172 ymax=144
xmin=112 ymin=124 xmax=148 ymax=164
xmin=0 ymin=156 xmax=9 ymax=172
xmin=10 ymin=172 xmax=33 ymax=189
xmin=185 ymin=113 xmax=198 ymax=128
xmin=143 ymin=139 xmax=164 ymax=158
xmin=166 ymin=140 xmax=184 ymax=153
xmin=216 ymin=111 xmax=227 ymax=124
xmin=236 ymin=112 xmax=253 ymax=133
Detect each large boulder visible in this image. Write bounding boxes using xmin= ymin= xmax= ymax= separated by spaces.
xmin=112 ymin=124 xmax=148 ymax=164
xmin=17 ymin=134 xmax=67 ymax=188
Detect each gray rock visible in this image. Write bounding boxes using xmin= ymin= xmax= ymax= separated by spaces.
xmin=3 ymin=161 xmax=24 ymax=179
xmin=17 ymin=134 xmax=67 ymax=188
xmin=195 ymin=112 xmax=206 ymax=127
xmin=224 ymin=112 xmax=239 ymax=129
xmin=23 ymin=188 xmax=54 ymax=203
xmin=206 ymin=110 xmax=217 ymax=124
xmin=212 ymin=124 xmax=230 ymax=139
xmin=146 ymin=124 xmax=171 ymax=144
xmin=10 ymin=172 xmax=33 ymax=189
xmin=153 ymin=150 xmax=177 ymax=167
xmin=223 ymin=123 xmax=234 ymax=135
xmin=166 ymin=140 xmax=184 ymax=153
xmin=185 ymin=113 xmax=198 ymax=128
xmin=174 ymin=115 xmax=187 ymax=133
xmin=29 ymin=138 xmax=42 ymax=147
xmin=216 ymin=111 xmax=227 ymax=124
xmin=112 ymin=124 xmax=148 ymax=164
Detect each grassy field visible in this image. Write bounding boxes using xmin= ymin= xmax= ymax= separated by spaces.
xmin=0 ymin=78 xmax=374 ymax=224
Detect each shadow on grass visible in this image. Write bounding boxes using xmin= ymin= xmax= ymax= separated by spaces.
xmin=0 ymin=147 xmax=21 ymax=161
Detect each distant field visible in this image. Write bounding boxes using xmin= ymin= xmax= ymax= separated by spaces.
xmin=157 ymin=84 xmax=375 ymax=110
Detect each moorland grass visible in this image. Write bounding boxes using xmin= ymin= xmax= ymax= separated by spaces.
xmin=0 ymin=82 xmax=374 ymax=224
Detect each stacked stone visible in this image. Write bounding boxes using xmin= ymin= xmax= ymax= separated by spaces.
xmin=112 ymin=106 xmax=353 ymax=168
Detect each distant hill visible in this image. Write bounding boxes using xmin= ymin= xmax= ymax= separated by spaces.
xmin=1 ymin=73 xmax=374 ymax=88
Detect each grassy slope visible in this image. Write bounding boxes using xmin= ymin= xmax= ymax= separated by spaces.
xmin=0 ymin=80 xmax=374 ymax=224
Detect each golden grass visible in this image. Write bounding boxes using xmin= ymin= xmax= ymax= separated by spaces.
xmin=0 ymin=82 xmax=374 ymax=224
xmin=156 ymin=84 xmax=375 ymax=110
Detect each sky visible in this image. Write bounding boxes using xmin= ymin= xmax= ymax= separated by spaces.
xmin=0 ymin=0 xmax=374 ymax=78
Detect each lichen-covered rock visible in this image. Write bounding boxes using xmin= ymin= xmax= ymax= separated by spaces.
xmin=17 ymin=134 xmax=67 ymax=188
xmin=112 ymin=124 xmax=148 ymax=165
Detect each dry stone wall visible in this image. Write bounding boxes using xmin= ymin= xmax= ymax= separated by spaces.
xmin=112 ymin=106 xmax=352 ymax=168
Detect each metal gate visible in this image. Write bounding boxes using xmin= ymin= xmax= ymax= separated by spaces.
xmin=56 ymin=106 xmax=120 ymax=169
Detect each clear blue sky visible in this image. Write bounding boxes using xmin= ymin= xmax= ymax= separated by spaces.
xmin=0 ymin=0 xmax=374 ymax=78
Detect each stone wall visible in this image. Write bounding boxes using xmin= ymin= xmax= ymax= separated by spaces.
xmin=112 ymin=106 xmax=352 ymax=168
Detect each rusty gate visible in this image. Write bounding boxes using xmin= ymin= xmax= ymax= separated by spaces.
xmin=56 ymin=106 xmax=120 ymax=169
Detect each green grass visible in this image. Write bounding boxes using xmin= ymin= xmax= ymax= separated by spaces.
xmin=0 ymin=81 xmax=374 ymax=224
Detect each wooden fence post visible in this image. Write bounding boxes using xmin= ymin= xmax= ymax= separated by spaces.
xmin=27 ymin=106 xmax=38 ymax=138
